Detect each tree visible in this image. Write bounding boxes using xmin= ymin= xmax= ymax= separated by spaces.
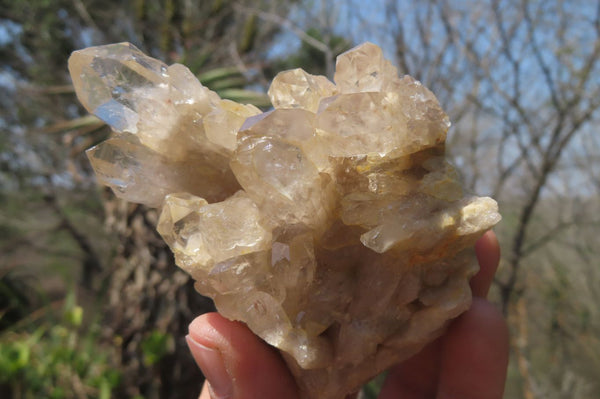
xmin=362 ymin=1 xmax=600 ymax=397
xmin=4 ymin=0 xmax=599 ymax=397
xmin=260 ymin=0 xmax=600 ymax=396
xmin=1 ymin=1 xmax=295 ymax=397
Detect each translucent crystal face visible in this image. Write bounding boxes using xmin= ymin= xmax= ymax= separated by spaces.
xmin=70 ymin=42 xmax=501 ymax=399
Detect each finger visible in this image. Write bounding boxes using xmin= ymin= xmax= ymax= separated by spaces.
xmin=436 ymin=298 xmax=509 ymax=399
xmin=471 ymin=230 xmax=501 ymax=297
xmin=188 ymin=312 xmax=300 ymax=399
xmin=378 ymin=339 xmax=443 ymax=399
xmin=379 ymin=231 xmax=502 ymax=399
xmin=199 ymin=383 xmax=210 ymax=399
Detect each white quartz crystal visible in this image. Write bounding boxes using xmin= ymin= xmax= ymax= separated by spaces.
xmin=70 ymin=42 xmax=501 ymax=399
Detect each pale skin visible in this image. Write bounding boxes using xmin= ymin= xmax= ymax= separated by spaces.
xmin=186 ymin=230 xmax=509 ymax=399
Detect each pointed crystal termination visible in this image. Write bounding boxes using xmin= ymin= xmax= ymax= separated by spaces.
xmin=86 ymin=134 xmax=240 ymax=207
xmin=70 ymin=43 xmax=249 ymax=204
xmin=71 ymin=42 xmax=501 ymax=399
xmin=334 ymin=42 xmax=399 ymax=93
xmin=69 ymin=42 xmax=168 ymax=129
xmin=269 ymin=68 xmax=338 ymax=112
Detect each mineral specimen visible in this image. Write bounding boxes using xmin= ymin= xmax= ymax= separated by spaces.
xmin=69 ymin=42 xmax=501 ymax=399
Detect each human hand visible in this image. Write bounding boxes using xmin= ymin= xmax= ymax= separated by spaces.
xmin=186 ymin=230 xmax=509 ymax=399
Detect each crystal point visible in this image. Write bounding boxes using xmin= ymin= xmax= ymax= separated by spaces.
xmin=334 ymin=42 xmax=398 ymax=93
xmin=269 ymin=68 xmax=338 ymax=112
xmin=71 ymin=42 xmax=501 ymax=399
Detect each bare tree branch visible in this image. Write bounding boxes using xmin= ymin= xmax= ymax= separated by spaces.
xmin=235 ymin=3 xmax=335 ymax=78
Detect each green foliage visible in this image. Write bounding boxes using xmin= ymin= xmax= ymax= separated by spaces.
xmin=140 ymin=330 xmax=173 ymax=367
xmin=239 ymin=14 xmax=258 ymax=52
xmin=0 ymin=295 xmax=121 ymax=398
xmin=198 ymin=67 xmax=270 ymax=107
xmin=0 ymin=0 xmax=74 ymax=84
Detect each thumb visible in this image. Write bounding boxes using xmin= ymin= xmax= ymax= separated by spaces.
xmin=187 ymin=312 xmax=300 ymax=399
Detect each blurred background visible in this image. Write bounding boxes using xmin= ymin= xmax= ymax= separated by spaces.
xmin=1 ymin=0 xmax=599 ymax=398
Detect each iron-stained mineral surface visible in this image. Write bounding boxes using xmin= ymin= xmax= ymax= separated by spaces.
xmin=69 ymin=42 xmax=501 ymax=399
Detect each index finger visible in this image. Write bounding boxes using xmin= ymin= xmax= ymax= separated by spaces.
xmin=471 ymin=230 xmax=501 ymax=298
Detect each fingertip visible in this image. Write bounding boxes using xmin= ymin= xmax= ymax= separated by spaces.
xmin=186 ymin=332 xmax=233 ymax=399
xmin=472 ymin=230 xmax=501 ymax=297
xmin=188 ymin=312 xmax=240 ymax=347
xmin=188 ymin=312 xmax=299 ymax=399
xmin=475 ymin=230 xmax=500 ymax=270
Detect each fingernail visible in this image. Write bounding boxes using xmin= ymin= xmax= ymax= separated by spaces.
xmin=186 ymin=335 xmax=233 ymax=399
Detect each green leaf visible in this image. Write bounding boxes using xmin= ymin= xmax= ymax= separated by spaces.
xmin=65 ymin=305 xmax=83 ymax=327
xmin=140 ymin=331 xmax=172 ymax=366
xmin=198 ymin=67 xmax=244 ymax=85
xmin=209 ymin=76 xmax=249 ymax=91
xmin=99 ymin=379 xmax=111 ymax=399
xmin=2 ymin=341 xmax=30 ymax=375
xmin=218 ymin=89 xmax=271 ymax=108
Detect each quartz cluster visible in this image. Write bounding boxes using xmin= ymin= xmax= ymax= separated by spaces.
xmin=69 ymin=42 xmax=501 ymax=399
